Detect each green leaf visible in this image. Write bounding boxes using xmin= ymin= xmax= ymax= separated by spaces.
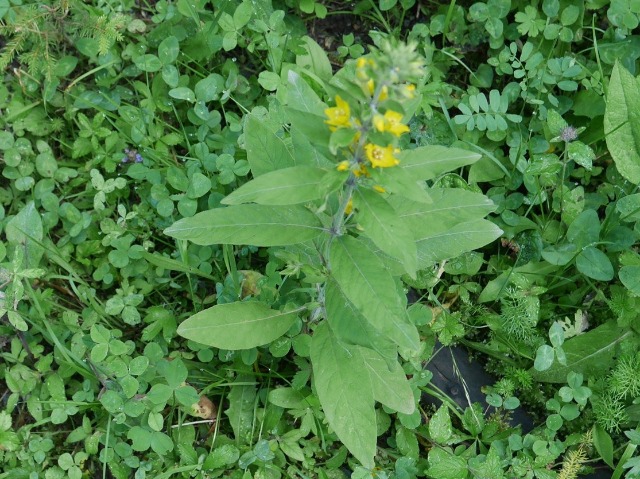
xmin=5 ymin=201 xmax=44 ymax=268
xmin=134 ymin=54 xmax=162 ymax=72
xmin=268 ymin=388 xmax=307 ymax=409
xmin=604 ymin=61 xmax=640 ymax=184
xmin=164 ymin=204 xmax=324 ymax=246
xmin=324 ymin=279 xmax=397 ymax=363
xmin=391 ymin=188 xmax=497 ymax=236
xmin=258 ymin=71 xmax=280 ymax=91
xmin=195 ymin=74 xmax=224 ymax=102
xmin=177 ymin=302 xmax=299 ymax=349
xmin=549 ymin=322 xmax=565 ymax=348
xmin=397 ymin=146 xmax=481 ymax=180
xmin=534 ymin=344 xmax=555 ymax=371
xmin=567 ymin=141 xmax=594 ymax=170
xmin=169 ymin=87 xmax=196 ymax=102
xmin=429 ymin=405 xmax=452 ymax=444
xmin=329 ymin=236 xmax=420 ymax=351
xmin=532 ymin=321 xmax=635 ymax=382
xmin=354 ymin=189 xmax=417 ymax=278
xmin=358 ymin=347 xmax=414 ymax=414
xmin=414 ymin=220 xmax=502 ymax=269
xmin=310 ymin=323 xmax=376 ymax=469
xmin=567 ymin=209 xmax=600 ymax=247
xmin=245 ymin=115 xmax=296 ymax=176
xmin=222 ymin=166 xmax=329 ymax=205
xmin=225 ymin=374 xmax=256 ymax=443
xmin=541 ymin=243 xmax=577 ymax=265
xmin=297 ymin=36 xmax=333 ymax=82
xmin=619 ymin=265 xmax=640 ymax=295
xmin=142 ymin=252 xmax=217 ymax=280
xmin=427 ymin=448 xmax=468 ymax=479
xmin=286 ymin=70 xmax=326 ymax=116
xmin=186 ymin=172 xmax=211 ymax=199
xmin=616 ymin=193 xmax=640 ymax=222
xmin=576 ymin=247 xmax=614 ymax=281
xmin=593 ymin=425 xmax=615 ymax=468
xmin=158 ymin=36 xmax=179 ymax=65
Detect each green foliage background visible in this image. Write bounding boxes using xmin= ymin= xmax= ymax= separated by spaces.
xmin=2 ymin=0 xmax=640 ymax=478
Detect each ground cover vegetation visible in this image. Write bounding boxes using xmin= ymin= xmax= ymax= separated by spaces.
xmin=1 ymin=0 xmax=640 ymax=478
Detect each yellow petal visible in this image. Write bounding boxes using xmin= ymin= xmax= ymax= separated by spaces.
xmin=336 ymin=160 xmax=350 ymax=171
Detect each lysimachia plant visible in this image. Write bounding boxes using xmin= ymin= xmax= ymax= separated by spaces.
xmin=164 ymin=40 xmax=503 ymax=468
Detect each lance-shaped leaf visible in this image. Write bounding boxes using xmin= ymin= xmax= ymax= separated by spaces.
xmin=358 ymin=346 xmax=415 ymax=414
xmin=164 ymin=204 xmax=324 ymax=246
xmin=604 ymin=61 xmax=640 ymax=185
xmin=415 ymin=219 xmax=503 ymax=269
xmin=324 ymin=279 xmax=397 ymax=363
xmin=354 ymin=189 xmax=417 ymax=278
xmin=369 ymin=166 xmax=433 ymax=203
xmin=245 ymin=114 xmax=296 ymax=176
xmin=225 ymin=374 xmax=257 ymax=442
xmin=311 ymin=323 xmax=376 ymax=469
xmin=329 ymin=236 xmax=420 ymax=351
xmin=397 ymin=146 xmax=481 ymax=181
xmin=389 ymin=188 xmax=497 ymax=237
xmin=177 ymin=302 xmax=300 ymax=349
xmin=222 ymin=166 xmax=329 ymax=205
xmin=5 ymin=201 xmax=44 ymax=268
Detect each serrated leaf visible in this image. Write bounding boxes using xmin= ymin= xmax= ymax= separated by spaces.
xmin=427 ymin=448 xmax=467 ymax=479
xmin=222 ymin=166 xmax=329 ymax=205
xmin=329 ymin=236 xmax=420 ymax=351
xmin=354 ymin=189 xmax=417 ymax=278
xmin=177 ymin=302 xmax=299 ymax=349
xmin=311 ymin=323 xmax=376 ymax=469
xmin=164 ymin=204 xmax=324 ymax=246
xmin=429 ymin=405 xmax=452 ymax=444
xmin=604 ymin=61 xmax=640 ymax=184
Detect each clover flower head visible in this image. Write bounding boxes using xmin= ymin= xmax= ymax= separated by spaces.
xmin=560 ymin=125 xmax=579 ymax=142
xmin=365 ymin=143 xmax=400 ymax=168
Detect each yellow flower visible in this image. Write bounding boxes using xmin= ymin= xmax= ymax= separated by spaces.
xmin=365 ymin=143 xmax=400 ymax=168
xmin=325 ymin=96 xmax=351 ymax=130
xmin=373 ymin=110 xmax=409 ymax=137
xmin=373 ymin=185 xmax=386 ymax=193
xmin=367 ymin=80 xmax=388 ymax=101
xmin=402 ymin=84 xmax=416 ymax=99
xmin=356 ymin=58 xmax=375 ymax=80
xmin=336 ymin=160 xmax=350 ymax=171
xmin=344 ymin=198 xmax=353 ymax=215
xmin=353 ymin=163 xmax=369 ymax=177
